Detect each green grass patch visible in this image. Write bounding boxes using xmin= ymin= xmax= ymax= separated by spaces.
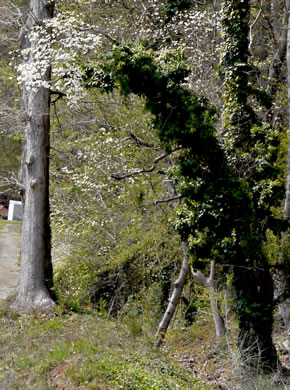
xmin=0 ymin=219 xmax=7 ymax=229
xmin=0 ymin=219 xmax=21 ymax=229
xmin=0 ymin=310 xmax=210 ymax=390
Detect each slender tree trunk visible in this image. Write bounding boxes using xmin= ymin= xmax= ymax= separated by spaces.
xmin=155 ymin=242 xmax=190 ymax=347
xmin=191 ymin=261 xmax=226 ymax=338
xmin=210 ymin=295 xmax=226 ymax=338
xmin=12 ymin=0 xmax=55 ymax=311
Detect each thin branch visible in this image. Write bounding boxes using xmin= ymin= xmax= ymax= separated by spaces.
xmin=153 ymin=195 xmax=182 ymax=205
xmin=111 ymin=148 xmax=181 ymax=180
xmin=222 ymin=263 xmax=266 ymax=272
xmin=91 ymin=28 xmax=117 ymax=44
xmin=50 ymin=90 xmax=66 ymax=103
xmin=0 ymin=189 xmax=11 ymax=196
xmin=111 ymin=165 xmax=156 ymax=180
xmin=249 ymin=1 xmax=263 ymax=50
xmin=0 ymin=2 xmax=23 ymax=26
xmin=0 ymin=174 xmax=24 ymax=190
xmin=120 ymin=0 xmax=130 ymax=11
xmin=129 ymin=132 xmax=162 ymax=151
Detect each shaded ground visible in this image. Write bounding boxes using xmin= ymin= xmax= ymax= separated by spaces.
xmin=0 ymin=222 xmax=21 ymax=300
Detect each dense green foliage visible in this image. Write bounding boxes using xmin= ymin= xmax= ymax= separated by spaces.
xmin=50 ymin=92 xmax=184 ymax=314
xmin=36 ymin=0 xmax=290 ymax=369
xmin=82 ymin=11 xmax=288 ymax=364
xmin=89 ymin=40 xmax=287 ymax=265
xmin=219 ymin=0 xmax=288 ymax=367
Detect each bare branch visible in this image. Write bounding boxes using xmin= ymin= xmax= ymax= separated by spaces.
xmin=50 ymin=90 xmax=66 ymax=103
xmin=111 ymin=148 xmax=181 ymax=180
xmin=0 ymin=2 xmax=23 ymax=27
xmin=222 ymin=263 xmax=266 ymax=271
xmin=91 ymin=27 xmax=117 ymax=44
xmin=129 ymin=131 xmax=162 ymax=151
xmin=249 ymin=0 xmax=263 ymax=50
xmin=0 ymin=189 xmax=11 ymax=196
xmin=0 ymin=173 xmax=24 ymax=189
xmin=111 ymin=165 xmax=155 ymax=180
xmin=154 ymin=195 xmax=182 ymax=205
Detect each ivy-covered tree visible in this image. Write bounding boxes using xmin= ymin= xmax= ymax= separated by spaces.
xmin=86 ymin=21 xmax=287 ymax=367
xmin=219 ymin=0 xmax=286 ymax=370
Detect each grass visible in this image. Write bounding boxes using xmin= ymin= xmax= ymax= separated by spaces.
xmin=0 ymin=219 xmax=7 ymax=229
xmin=0 ymin=219 xmax=21 ymax=230
xmin=0 ymin=306 xmax=212 ymax=390
xmin=0 ymin=303 xmax=288 ymax=390
xmin=0 ymin=266 xmax=288 ymax=390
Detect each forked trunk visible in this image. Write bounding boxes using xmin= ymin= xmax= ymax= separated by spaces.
xmin=191 ymin=261 xmax=226 ymax=338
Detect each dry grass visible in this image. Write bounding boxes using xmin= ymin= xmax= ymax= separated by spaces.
xmin=165 ymin=314 xmax=289 ymax=390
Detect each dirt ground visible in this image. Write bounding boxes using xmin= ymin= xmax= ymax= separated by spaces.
xmin=0 ymin=222 xmax=21 ymax=300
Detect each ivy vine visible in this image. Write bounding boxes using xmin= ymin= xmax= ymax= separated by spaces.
xmin=82 ymin=1 xmax=288 ymax=367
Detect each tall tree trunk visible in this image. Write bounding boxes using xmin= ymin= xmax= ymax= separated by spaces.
xmin=12 ymin=0 xmax=55 ymax=311
xmin=275 ymin=0 xmax=290 ymax=335
xmin=233 ymin=258 xmax=278 ymax=370
xmin=221 ymin=0 xmax=279 ymax=370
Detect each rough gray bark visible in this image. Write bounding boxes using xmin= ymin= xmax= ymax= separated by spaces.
xmin=191 ymin=261 xmax=226 ymax=338
xmin=12 ymin=0 xmax=55 ymax=311
xmin=155 ymin=242 xmax=190 ymax=347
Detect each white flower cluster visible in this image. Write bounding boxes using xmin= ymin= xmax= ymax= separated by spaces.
xmin=17 ymin=11 xmax=103 ymax=106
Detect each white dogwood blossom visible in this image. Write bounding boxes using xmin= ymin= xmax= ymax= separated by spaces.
xmin=17 ymin=11 xmax=103 ymax=106
xmin=17 ymin=1 xmax=220 ymax=106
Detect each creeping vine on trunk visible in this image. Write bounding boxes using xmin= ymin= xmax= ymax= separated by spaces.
xmin=84 ymin=5 xmax=288 ymax=366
